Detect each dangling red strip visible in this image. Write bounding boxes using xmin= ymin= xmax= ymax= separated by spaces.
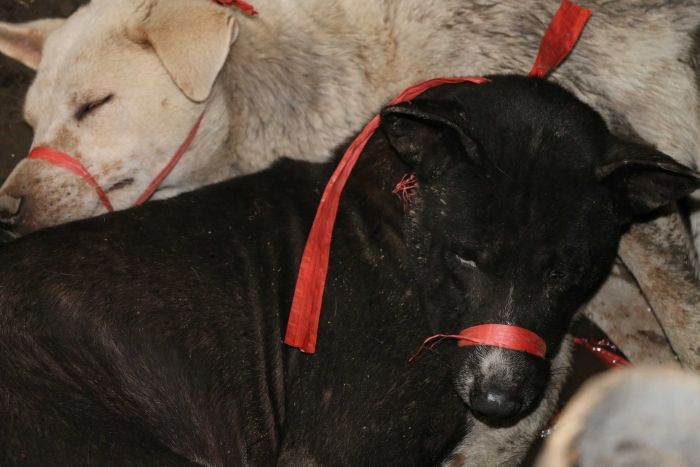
xmin=529 ymin=0 xmax=591 ymax=78
xmin=214 ymin=0 xmax=258 ymax=16
xmin=133 ymin=112 xmax=206 ymax=206
xmin=27 ymin=147 xmax=114 ymax=212
xmin=285 ymin=0 xmax=592 ymax=355
xmin=284 ymin=77 xmax=488 ymax=353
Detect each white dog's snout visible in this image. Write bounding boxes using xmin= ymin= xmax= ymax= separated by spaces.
xmin=0 ymin=192 xmax=22 ymax=221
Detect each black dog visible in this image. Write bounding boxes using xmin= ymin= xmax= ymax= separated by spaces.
xmin=1 ymin=76 xmax=697 ymax=466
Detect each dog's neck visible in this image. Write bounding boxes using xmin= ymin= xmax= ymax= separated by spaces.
xmin=151 ymin=0 xmax=400 ymax=200
xmin=180 ymin=0 xmax=529 ymax=192
xmin=209 ymin=2 xmax=403 ymax=176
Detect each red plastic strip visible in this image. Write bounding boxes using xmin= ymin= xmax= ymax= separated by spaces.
xmin=573 ymin=337 xmax=631 ymax=367
xmin=284 ymin=77 xmax=488 ymax=354
xmin=27 ymin=147 xmax=114 ymax=212
xmin=27 ymin=111 xmax=205 ymax=213
xmin=133 ymin=112 xmax=206 ymax=206
xmin=214 ymin=0 xmax=258 ymax=16
xmin=529 ymin=0 xmax=591 ymax=78
xmin=457 ymin=324 xmax=547 ymax=357
xmin=409 ymin=325 xmax=546 ymax=362
xmin=285 ymin=0 xmax=592 ymax=355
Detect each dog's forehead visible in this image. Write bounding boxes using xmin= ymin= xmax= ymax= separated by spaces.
xmin=430 ymin=152 xmax=608 ymax=248
xmin=37 ymin=1 xmax=135 ymax=79
xmin=25 ymin=2 xmax=162 ymax=117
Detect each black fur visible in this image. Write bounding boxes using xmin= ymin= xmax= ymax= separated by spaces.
xmin=0 ymin=76 xmax=697 ymax=465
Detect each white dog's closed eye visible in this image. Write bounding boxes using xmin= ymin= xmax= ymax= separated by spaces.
xmin=75 ymin=94 xmax=114 ymax=121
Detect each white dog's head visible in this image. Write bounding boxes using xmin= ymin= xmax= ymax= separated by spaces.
xmin=0 ymin=0 xmax=239 ymax=233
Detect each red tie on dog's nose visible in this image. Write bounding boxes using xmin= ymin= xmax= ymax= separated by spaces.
xmin=26 ymin=112 xmax=205 ymax=212
xmin=27 ymin=146 xmax=114 ymax=212
xmin=409 ymin=325 xmax=547 ymax=362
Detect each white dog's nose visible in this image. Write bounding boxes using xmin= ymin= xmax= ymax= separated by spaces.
xmin=0 ymin=193 xmax=22 ymax=223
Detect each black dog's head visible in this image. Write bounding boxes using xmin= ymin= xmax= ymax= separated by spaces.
xmin=380 ymin=76 xmax=700 ymax=425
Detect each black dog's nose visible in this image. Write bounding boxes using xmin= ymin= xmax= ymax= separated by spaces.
xmin=469 ymin=387 xmax=523 ymax=422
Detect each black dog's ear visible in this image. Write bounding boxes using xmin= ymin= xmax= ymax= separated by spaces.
xmin=596 ymin=137 xmax=700 ymax=219
xmin=380 ymin=99 xmax=479 ymax=180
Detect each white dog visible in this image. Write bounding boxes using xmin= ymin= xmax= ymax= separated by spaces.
xmin=0 ymin=0 xmax=699 ymax=240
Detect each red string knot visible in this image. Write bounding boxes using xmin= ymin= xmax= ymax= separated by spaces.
xmin=214 ymin=0 xmax=258 ymax=16
xmin=392 ymin=173 xmax=418 ymax=207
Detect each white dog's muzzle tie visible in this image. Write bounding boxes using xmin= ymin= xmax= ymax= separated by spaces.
xmin=26 ymin=112 xmax=206 ymax=212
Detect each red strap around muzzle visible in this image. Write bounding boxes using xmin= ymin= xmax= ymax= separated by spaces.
xmin=409 ymin=325 xmax=547 ymax=362
xmin=458 ymin=324 xmax=547 ymax=357
xmin=26 ymin=112 xmax=205 ymax=213
xmin=27 ymin=146 xmax=115 ymax=212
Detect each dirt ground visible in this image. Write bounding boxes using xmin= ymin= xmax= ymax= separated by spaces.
xmin=0 ymin=0 xmax=86 ymax=181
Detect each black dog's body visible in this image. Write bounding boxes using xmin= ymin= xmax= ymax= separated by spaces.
xmin=1 ymin=117 xmax=465 ymax=465
xmin=1 ymin=77 xmax=698 ymax=466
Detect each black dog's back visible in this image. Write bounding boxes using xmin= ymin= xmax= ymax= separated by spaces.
xmin=0 ymin=159 xmax=326 ymax=463
xmin=1 ymin=76 xmax=699 ymax=466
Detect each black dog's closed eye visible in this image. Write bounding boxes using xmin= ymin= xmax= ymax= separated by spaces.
xmin=76 ymin=94 xmax=113 ymax=121
xmin=455 ymin=254 xmax=477 ymax=269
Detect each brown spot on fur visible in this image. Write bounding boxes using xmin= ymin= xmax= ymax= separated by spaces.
xmin=637 ymin=330 xmax=667 ymax=346
xmin=51 ymin=127 xmax=79 ymax=153
xmin=101 ymin=158 xmax=124 ymax=172
xmin=445 ymin=453 xmax=466 ymax=466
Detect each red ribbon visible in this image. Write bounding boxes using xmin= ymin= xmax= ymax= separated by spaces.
xmin=27 ymin=112 xmax=205 ymax=212
xmin=214 ymin=0 xmax=258 ymax=16
xmin=283 ymin=77 xmax=489 ymax=354
xmin=284 ymin=0 xmax=591 ymax=354
xmin=27 ymin=147 xmax=114 ymax=212
xmin=458 ymin=324 xmax=547 ymax=357
xmin=574 ymin=337 xmax=631 ymax=367
xmin=529 ymin=0 xmax=591 ymax=78
xmin=410 ymin=324 xmax=547 ymax=362
xmin=133 ymin=112 xmax=205 ymax=206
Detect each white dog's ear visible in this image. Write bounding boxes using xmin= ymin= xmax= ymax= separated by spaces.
xmin=0 ymin=19 xmax=65 ymax=70
xmin=135 ymin=0 xmax=240 ymax=102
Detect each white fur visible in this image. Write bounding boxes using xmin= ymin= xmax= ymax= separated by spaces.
xmin=445 ymin=337 xmax=573 ymax=467
xmin=0 ymin=0 xmax=699 ymax=236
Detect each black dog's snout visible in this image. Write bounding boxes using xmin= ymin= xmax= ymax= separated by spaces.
xmin=469 ymin=386 xmax=523 ymax=422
